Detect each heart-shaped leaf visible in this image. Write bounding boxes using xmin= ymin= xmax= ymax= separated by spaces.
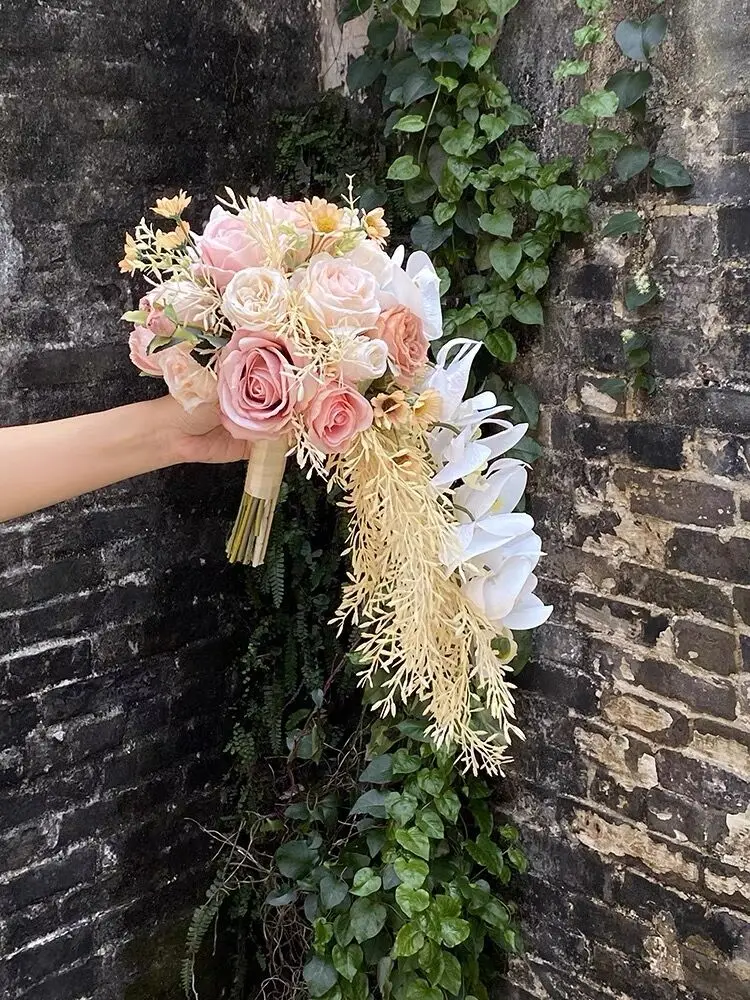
xmin=485 ymin=329 xmax=517 ymax=362
xmin=614 ymin=145 xmax=650 ymax=181
xmin=650 ymin=156 xmax=693 ymax=188
xmin=606 ymin=68 xmax=652 ymax=109
xmin=601 ymin=211 xmax=643 ymax=237
xmin=489 ymin=241 xmax=522 ymax=279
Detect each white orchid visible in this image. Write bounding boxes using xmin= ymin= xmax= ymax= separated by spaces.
xmin=453 ymin=462 xmax=528 ymax=523
xmin=499 ymin=574 xmax=553 ymax=630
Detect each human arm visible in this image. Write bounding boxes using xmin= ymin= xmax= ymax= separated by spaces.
xmin=1 ymin=395 xmax=251 ymax=522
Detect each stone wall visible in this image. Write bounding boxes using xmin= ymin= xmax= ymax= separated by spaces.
xmin=0 ymin=2 xmax=319 ymax=997
xmin=500 ymin=2 xmax=750 ymax=998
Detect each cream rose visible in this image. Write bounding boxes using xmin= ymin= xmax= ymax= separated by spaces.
xmin=146 ymin=279 xmax=219 ymax=331
xmin=336 ymin=334 xmax=389 ymax=383
xmin=221 ymin=267 xmax=290 ymax=331
xmin=159 ymin=345 xmax=218 ymax=413
xmin=290 ymin=254 xmax=381 ymax=340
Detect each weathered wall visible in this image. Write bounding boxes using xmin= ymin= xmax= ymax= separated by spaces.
xmin=0 ymin=2 xmax=319 ymax=997
xmin=499 ymin=2 xmax=750 ymax=998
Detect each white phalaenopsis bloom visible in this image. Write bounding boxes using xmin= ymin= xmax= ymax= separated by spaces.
xmin=422 ymin=336 xmax=551 ymax=638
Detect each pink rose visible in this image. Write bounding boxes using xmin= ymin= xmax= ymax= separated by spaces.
xmin=304 ymin=382 xmax=373 ymax=454
xmin=290 ymin=254 xmax=381 ymax=340
xmin=159 ymin=345 xmax=218 ymax=413
xmin=129 ymin=325 xmax=165 ymax=376
xmin=196 ymin=206 xmax=264 ymax=290
xmin=373 ymin=305 xmax=429 ymax=387
xmin=218 ymin=330 xmax=298 ymax=440
xmin=139 ymin=296 xmax=176 ymax=337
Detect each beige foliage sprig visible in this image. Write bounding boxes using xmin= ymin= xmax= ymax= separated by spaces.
xmin=332 ymin=427 xmax=524 ymax=776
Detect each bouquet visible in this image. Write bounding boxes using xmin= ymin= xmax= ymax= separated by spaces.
xmin=119 ymin=187 xmax=552 ymax=773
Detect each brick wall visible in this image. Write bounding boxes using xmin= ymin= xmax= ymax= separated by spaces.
xmin=500 ymin=2 xmax=750 ymax=998
xmin=0 ymin=2 xmax=319 ymax=997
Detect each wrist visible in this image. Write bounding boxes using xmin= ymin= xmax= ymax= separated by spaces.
xmin=137 ymin=396 xmax=186 ymax=469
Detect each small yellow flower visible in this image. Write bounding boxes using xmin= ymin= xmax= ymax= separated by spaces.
xmin=412 ymin=388 xmax=442 ymax=429
xmin=151 ymin=190 xmax=192 ymax=219
xmin=155 ymin=221 xmax=190 ymax=251
xmin=118 ymin=232 xmax=139 ymax=274
xmin=372 ymin=391 xmax=411 ymax=430
xmin=304 ymin=196 xmax=345 ymax=235
xmin=391 ymin=448 xmax=420 ymax=475
xmin=363 ymin=207 xmax=390 ymax=245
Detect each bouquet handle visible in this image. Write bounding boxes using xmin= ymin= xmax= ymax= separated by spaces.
xmin=226 ymin=438 xmax=288 ymax=567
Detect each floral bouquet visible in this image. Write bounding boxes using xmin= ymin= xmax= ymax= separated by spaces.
xmin=120 ymin=188 xmax=551 ymax=773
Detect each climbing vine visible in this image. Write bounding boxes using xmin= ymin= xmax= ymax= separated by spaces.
xmin=558 ymin=0 xmax=692 ymax=394
xmin=186 ymin=2 xmax=694 ymax=997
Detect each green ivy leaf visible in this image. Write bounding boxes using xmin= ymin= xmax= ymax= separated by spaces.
xmin=404 ymin=176 xmax=438 ymax=204
xmin=511 ymin=294 xmax=544 ymax=325
xmin=479 ymin=113 xmax=509 ymax=141
xmin=487 ymin=0 xmax=521 ymax=15
xmin=553 ymin=58 xmax=590 ymax=82
xmin=439 ymin=122 xmax=475 ymax=156
xmin=599 ymin=377 xmax=628 ymax=398
xmin=366 ymin=828 xmax=386 ymax=859
xmin=347 ymin=54 xmax=385 ymax=92
xmin=606 ymin=68 xmax=652 ymax=109
xmin=403 ymin=978 xmax=443 ymax=1000
xmin=516 ymin=260 xmax=549 ymax=293
xmin=439 ymin=953 xmax=462 ymax=996
xmin=350 ymin=897 xmax=387 ymax=943
xmin=338 ymin=0 xmax=372 ymax=23
xmin=393 ymin=923 xmax=426 ymax=958
xmin=394 ymin=856 xmax=430 ymax=888
xmin=332 ymin=942 xmax=363 ymax=982
xmin=403 ymin=67 xmax=439 ymax=104
xmin=387 ymin=156 xmax=421 ymax=181
xmin=403 ymin=0 xmax=420 ymax=14
xmin=395 ymin=827 xmax=431 ymax=861
xmin=614 ymin=145 xmax=650 ymax=181
xmin=350 ymin=789 xmax=389 ymax=818
xmin=434 ymin=74 xmax=459 ymax=91
xmin=469 ymin=44 xmax=492 ymax=68
xmin=265 ymin=886 xmax=299 ymax=906
xmin=395 ymin=884 xmax=431 ymax=917
xmin=304 ymin=956 xmax=338 ymax=998
xmin=615 ymin=14 xmax=667 ymax=62
xmin=417 ymin=808 xmax=445 ymax=840
xmin=392 ymin=749 xmax=422 ymax=774
xmin=650 ymin=156 xmax=693 ymax=188
xmin=512 ymin=383 xmax=540 ymax=429
xmin=485 ymin=329 xmax=517 ymax=362
xmin=351 ymin=867 xmax=382 ymax=897
xmin=334 ymin=914 xmax=355 ymax=947
xmin=394 ymin=114 xmax=427 ymax=133
xmin=478 ymin=210 xmax=514 ymax=237
xmin=507 ymin=435 xmax=543 ymax=463
xmin=320 ymin=874 xmax=349 ymax=911
xmin=275 ymin=840 xmax=318 ymax=879
xmin=314 ymin=918 xmax=334 ymax=951
xmin=434 ymin=790 xmax=461 ymax=823
xmin=368 ymin=16 xmax=398 ymax=50
xmin=489 ymin=241 xmax=522 ymax=279
xmin=411 ymin=216 xmax=453 ymax=252
xmin=359 ymin=754 xmax=394 ymax=784
xmin=387 ymin=792 xmax=420 ymax=826
xmin=574 ymin=24 xmax=605 ymax=47
xmin=601 ymin=211 xmax=642 ymax=237
xmin=434 ymin=202 xmax=457 ymax=226
xmin=416 ymin=769 xmax=445 ymax=797
xmin=440 ymin=917 xmax=471 ymax=948
xmin=507 ymin=847 xmax=529 ymax=873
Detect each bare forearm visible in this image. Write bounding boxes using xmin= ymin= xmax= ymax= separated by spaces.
xmin=1 ymin=397 xmax=180 ymax=522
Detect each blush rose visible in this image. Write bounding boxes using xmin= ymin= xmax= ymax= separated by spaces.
xmin=196 ymin=206 xmax=264 ymax=290
xmin=218 ymin=330 xmax=298 ymax=440
xmin=304 ymin=381 xmax=373 ymax=454
xmin=159 ymin=346 xmax=218 ymax=413
xmin=373 ymin=305 xmax=429 ymax=387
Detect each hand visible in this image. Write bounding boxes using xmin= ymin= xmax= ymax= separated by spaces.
xmin=157 ymin=395 xmax=253 ymax=465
